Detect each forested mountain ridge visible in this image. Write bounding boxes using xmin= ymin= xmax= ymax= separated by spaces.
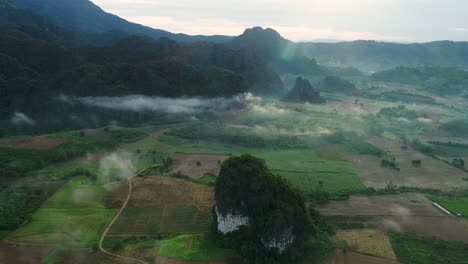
xmin=0 ymin=1 xmax=284 ymax=120
xmin=8 ymin=0 xmax=233 ymax=43
xmin=299 ymin=40 xmax=468 ymax=72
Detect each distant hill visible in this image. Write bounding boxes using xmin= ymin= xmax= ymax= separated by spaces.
xmin=299 ymin=40 xmax=468 ymax=72
xmin=229 ymin=27 xmax=322 ymax=75
xmin=8 ymin=0 xmax=232 ymax=43
xmin=372 ymin=66 xmax=468 ymax=96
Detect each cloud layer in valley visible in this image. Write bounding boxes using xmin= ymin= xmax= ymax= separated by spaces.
xmin=59 ymin=94 xmax=253 ymax=115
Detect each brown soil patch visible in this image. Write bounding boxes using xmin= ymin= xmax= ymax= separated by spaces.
xmin=171 ymin=153 xmax=229 ymax=179
xmin=319 ymin=194 xmax=468 ymax=242
xmin=350 ymin=137 xmax=468 ymax=190
xmin=323 ymin=249 xmax=400 ymax=264
xmin=336 ymin=229 xmax=397 ymax=260
xmin=371 ymin=216 xmax=468 ymax=242
xmin=155 ymin=256 xmax=239 ymax=264
xmin=107 ymin=176 xmax=214 ymax=209
xmin=154 ymin=129 xmax=171 ymax=136
xmin=0 ymin=241 xmax=55 ymax=264
xmin=0 ymin=135 xmax=68 ymax=150
xmin=72 ymin=152 xmax=108 ymax=164
xmin=318 ymin=193 xmax=443 ymax=217
xmin=55 ymin=247 xmax=131 ymax=264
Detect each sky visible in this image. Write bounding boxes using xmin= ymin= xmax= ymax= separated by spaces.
xmin=91 ymin=0 xmax=468 ymax=42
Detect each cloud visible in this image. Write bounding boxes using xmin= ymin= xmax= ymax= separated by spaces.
xmin=449 ymin=27 xmax=468 ymax=31
xmin=59 ymin=94 xmax=252 ymax=115
xmin=122 ymin=15 xmax=248 ymax=36
xmin=10 ymin=112 xmax=35 ymax=126
xmin=270 ymin=26 xmax=409 ymax=42
xmin=99 ymin=151 xmax=137 ymax=182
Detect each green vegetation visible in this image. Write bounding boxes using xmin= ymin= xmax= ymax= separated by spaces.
xmin=452 ymin=158 xmax=465 ymax=169
xmin=366 ymin=91 xmax=436 ymax=104
xmin=9 ymin=176 xmax=116 ymax=247
xmin=378 ymin=105 xmax=419 ymax=119
xmin=429 ymin=141 xmax=468 ymax=157
xmin=427 ymin=195 xmax=468 ymax=216
xmin=320 ymin=76 xmax=357 ymax=95
xmin=381 ymin=158 xmax=400 ymax=171
xmin=372 ymin=66 xmax=468 ymax=96
xmin=0 ymin=184 xmax=45 ymax=235
xmin=171 ymin=122 xmax=307 ymax=149
xmin=158 ymin=234 xmax=238 ymax=261
xmin=319 ymin=133 xmax=384 ymax=156
xmin=412 ymin=139 xmax=434 ymax=155
xmin=440 ymin=119 xmax=468 ymax=136
xmin=389 ymin=232 xmax=468 ymax=264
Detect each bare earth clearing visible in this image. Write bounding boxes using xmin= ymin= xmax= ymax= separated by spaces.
xmin=171 ymin=153 xmax=229 ymax=179
xmin=0 ymin=135 xmax=68 ymax=150
xmin=350 ymin=137 xmax=468 ymax=190
xmin=108 ymin=176 xmax=214 ymax=236
xmin=0 ymin=241 xmax=54 ymax=264
xmin=319 ymin=194 xmax=468 ymax=242
xmin=323 ymin=249 xmax=401 ymax=264
xmin=128 ymin=176 xmax=214 ymax=207
xmin=155 ymin=256 xmax=238 ymax=264
xmin=336 ymin=229 xmax=397 ymax=260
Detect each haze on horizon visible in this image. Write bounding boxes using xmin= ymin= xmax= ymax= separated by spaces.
xmin=91 ymin=0 xmax=468 ymax=43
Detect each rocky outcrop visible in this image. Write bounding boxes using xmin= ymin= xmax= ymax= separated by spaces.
xmin=283 ymin=77 xmax=325 ymax=103
xmin=261 ymin=227 xmax=295 ymax=253
xmin=215 ymin=206 xmax=249 ymax=234
xmin=214 ymin=155 xmax=312 ymax=257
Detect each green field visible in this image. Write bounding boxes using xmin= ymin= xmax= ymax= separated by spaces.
xmin=157 ymin=234 xmax=238 ymax=261
xmin=9 ymin=176 xmax=116 ymax=247
xmin=389 ymin=232 xmax=468 ymax=264
xmin=427 ymin=195 xmax=468 ymax=216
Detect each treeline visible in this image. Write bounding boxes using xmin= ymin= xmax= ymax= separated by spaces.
xmin=170 ymin=122 xmax=308 ymax=149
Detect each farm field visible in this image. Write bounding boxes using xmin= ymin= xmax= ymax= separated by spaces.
xmin=335 ymin=229 xmax=397 ymax=259
xmin=322 ymin=249 xmax=401 ymax=264
xmin=171 ymin=153 xmax=228 ymax=179
xmin=319 ymin=194 xmax=468 ymax=242
xmin=157 ymin=234 xmax=238 ymax=262
xmin=427 ymin=195 xmax=468 ymax=216
xmin=350 ymin=137 xmax=468 ymax=190
xmin=8 ymin=176 xmax=117 ymax=248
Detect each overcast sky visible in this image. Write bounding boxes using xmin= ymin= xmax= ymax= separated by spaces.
xmin=91 ymin=0 xmax=468 ymax=42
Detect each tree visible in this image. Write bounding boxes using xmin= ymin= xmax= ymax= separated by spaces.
xmin=452 ymin=158 xmax=465 ymax=169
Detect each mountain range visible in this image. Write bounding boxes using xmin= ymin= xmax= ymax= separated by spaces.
xmin=8 ymin=0 xmax=232 ymax=43
xmin=6 ymin=0 xmax=468 ymax=72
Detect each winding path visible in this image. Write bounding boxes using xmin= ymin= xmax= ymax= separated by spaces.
xmin=98 ymin=165 xmax=161 ymax=264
